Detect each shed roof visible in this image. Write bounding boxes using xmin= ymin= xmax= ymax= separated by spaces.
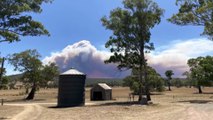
xmin=61 ymin=68 xmax=85 ymax=75
xmin=97 ymin=83 xmax=112 ymax=90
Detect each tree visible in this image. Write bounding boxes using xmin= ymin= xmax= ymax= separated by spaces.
xmin=40 ymin=62 xmax=59 ymax=88
xmin=9 ymin=50 xmax=59 ymax=100
xmin=0 ymin=0 xmax=52 ymax=43
xmin=182 ymin=71 xmax=195 ymax=88
xmin=8 ymin=49 xmax=59 ymax=100
xmin=187 ymin=56 xmax=213 ymax=93
xmin=9 ymin=49 xmax=42 ymax=100
xmin=101 ymin=0 xmax=163 ymax=102
xmin=171 ymin=78 xmax=184 ymax=88
xmin=123 ymin=74 xmax=141 ymax=95
xmin=0 ymin=76 xmax=9 ymax=89
xmin=0 ymin=57 xmax=6 ymax=88
xmin=168 ymin=0 xmax=213 ymax=39
xmin=0 ymin=57 xmax=10 ymax=90
xmin=165 ymin=70 xmax=174 ymax=91
xmin=146 ymin=66 xmax=165 ymax=92
xmin=123 ymin=66 xmax=164 ymax=94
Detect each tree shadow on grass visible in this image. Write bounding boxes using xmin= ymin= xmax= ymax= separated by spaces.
xmin=0 ymin=117 xmax=8 ymax=119
xmin=178 ymin=100 xmax=213 ymax=104
xmin=99 ymin=101 xmax=149 ymax=106
xmin=193 ymin=92 xmax=213 ymax=94
xmin=48 ymin=101 xmax=156 ymax=109
xmin=6 ymin=98 xmax=46 ymax=103
xmin=49 ymin=105 xmax=84 ymax=109
xmin=97 ymin=101 xmax=141 ymax=106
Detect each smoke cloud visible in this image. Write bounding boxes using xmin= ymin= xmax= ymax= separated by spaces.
xmin=148 ymin=38 xmax=213 ymax=77
xmin=43 ymin=39 xmax=213 ymax=78
xmin=43 ymin=40 xmax=129 ymax=78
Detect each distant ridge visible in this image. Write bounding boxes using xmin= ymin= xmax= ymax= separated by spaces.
xmin=7 ymin=74 xmax=123 ymax=87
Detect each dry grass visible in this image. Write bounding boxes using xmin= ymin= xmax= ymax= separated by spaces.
xmin=0 ymin=105 xmax=24 ymax=119
xmin=151 ymin=87 xmax=213 ymax=104
xmin=1 ymin=87 xmax=213 ymax=104
xmin=1 ymin=87 xmax=213 ymax=105
xmin=0 ymin=87 xmax=213 ymax=120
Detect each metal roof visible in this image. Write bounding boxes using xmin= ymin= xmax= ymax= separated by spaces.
xmin=61 ymin=68 xmax=85 ymax=75
xmin=98 ymin=83 xmax=112 ymax=90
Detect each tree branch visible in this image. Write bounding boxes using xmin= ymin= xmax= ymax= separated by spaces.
xmin=0 ymin=39 xmax=8 ymax=43
xmin=0 ymin=28 xmax=24 ymax=36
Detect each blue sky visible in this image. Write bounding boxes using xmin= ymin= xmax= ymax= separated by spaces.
xmin=1 ymin=0 xmax=212 ymax=77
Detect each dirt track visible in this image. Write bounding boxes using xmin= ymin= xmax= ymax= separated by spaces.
xmin=9 ymin=104 xmax=43 ymax=120
xmin=5 ymin=102 xmax=213 ymax=120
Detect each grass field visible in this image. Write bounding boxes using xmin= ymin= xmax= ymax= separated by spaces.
xmin=0 ymin=87 xmax=213 ymax=120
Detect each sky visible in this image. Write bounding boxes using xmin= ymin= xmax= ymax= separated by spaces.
xmin=1 ymin=0 xmax=213 ymax=78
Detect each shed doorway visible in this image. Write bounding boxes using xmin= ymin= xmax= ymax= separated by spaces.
xmin=93 ymin=91 xmax=103 ymax=100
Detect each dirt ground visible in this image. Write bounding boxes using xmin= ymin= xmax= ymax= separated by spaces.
xmin=1 ymin=87 xmax=213 ymax=120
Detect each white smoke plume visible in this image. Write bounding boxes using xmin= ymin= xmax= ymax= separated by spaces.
xmin=148 ymin=38 xmax=213 ymax=77
xmin=43 ymin=40 xmax=129 ymax=78
xmin=43 ymin=39 xmax=213 ymax=78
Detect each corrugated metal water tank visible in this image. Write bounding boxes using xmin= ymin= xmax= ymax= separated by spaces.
xmin=57 ymin=68 xmax=86 ymax=107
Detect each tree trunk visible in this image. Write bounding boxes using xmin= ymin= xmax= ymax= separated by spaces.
xmin=137 ymin=39 xmax=151 ymax=103
xmin=26 ymin=86 xmax=36 ymax=100
xmin=138 ymin=42 xmax=144 ymax=102
xmin=168 ymin=80 xmax=171 ymax=91
xmin=198 ymin=85 xmax=202 ymax=94
xmin=25 ymin=88 xmax=29 ymax=94
xmin=144 ymin=62 xmax=151 ymax=101
xmin=138 ymin=87 xmax=142 ymax=102
xmin=0 ymin=57 xmax=5 ymax=87
xmin=138 ymin=65 xmax=143 ymax=102
xmin=26 ymin=83 xmax=36 ymax=100
xmin=146 ymin=87 xmax=151 ymax=101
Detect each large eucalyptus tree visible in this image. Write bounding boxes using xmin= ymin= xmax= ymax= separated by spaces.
xmin=101 ymin=0 xmax=163 ymax=102
xmin=9 ymin=49 xmax=59 ymax=100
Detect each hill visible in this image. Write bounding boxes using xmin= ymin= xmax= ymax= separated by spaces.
xmin=7 ymin=74 xmax=123 ymax=87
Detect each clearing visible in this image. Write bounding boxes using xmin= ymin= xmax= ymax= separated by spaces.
xmin=0 ymin=87 xmax=213 ymax=120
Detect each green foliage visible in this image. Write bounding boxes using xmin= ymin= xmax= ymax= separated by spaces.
xmin=123 ymin=76 xmax=140 ymax=94
xmin=148 ymin=76 xmax=165 ymax=92
xmin=9 ymin=49 xmax=42 ymax=72
xmin=40 ymin=62 xmax=59 ymax=88
xmin=102 ymin=0 xmax=164 ymax=70
xmin=123 ymin=66 xmax=165 ymax=94
xmin=165 ymin=70 xmax=174 ymax=80
xmin=146 ymin=66 xmax=165 ymax=92
xmin=101 ymin=0 xmax=164 ymax=101
xmin=171 ymin=78 xmax=184 ymax=88
xmin=0 ymin=0 xmax=52 ymax=43
xmin=8 ymin=50 xmax=60 ymax=87
xmin=0 ymin=68 xmax=6 ymax=75
xmin=168 ymin=0 xmax=213 ymax=39
xmin=86 ymin=78 xmax=123 ymax=87
xmin=8 ymin=49 xmax=59 ymax=99
xmin=188 ymin=56 xmax=213 ymax=86
xmin=9 ymin=49 xmax=42 ymax=86
xmin=2 ymin=76 xmax=9 ymax=85
xmin=0 ymin=76 xmax=9 ymax=89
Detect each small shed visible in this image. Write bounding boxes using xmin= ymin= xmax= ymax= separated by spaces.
xmin=90 ymin=83 xmax=112 ymax=101
xmin=57 ymin=68 xmax=86 ymax=107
